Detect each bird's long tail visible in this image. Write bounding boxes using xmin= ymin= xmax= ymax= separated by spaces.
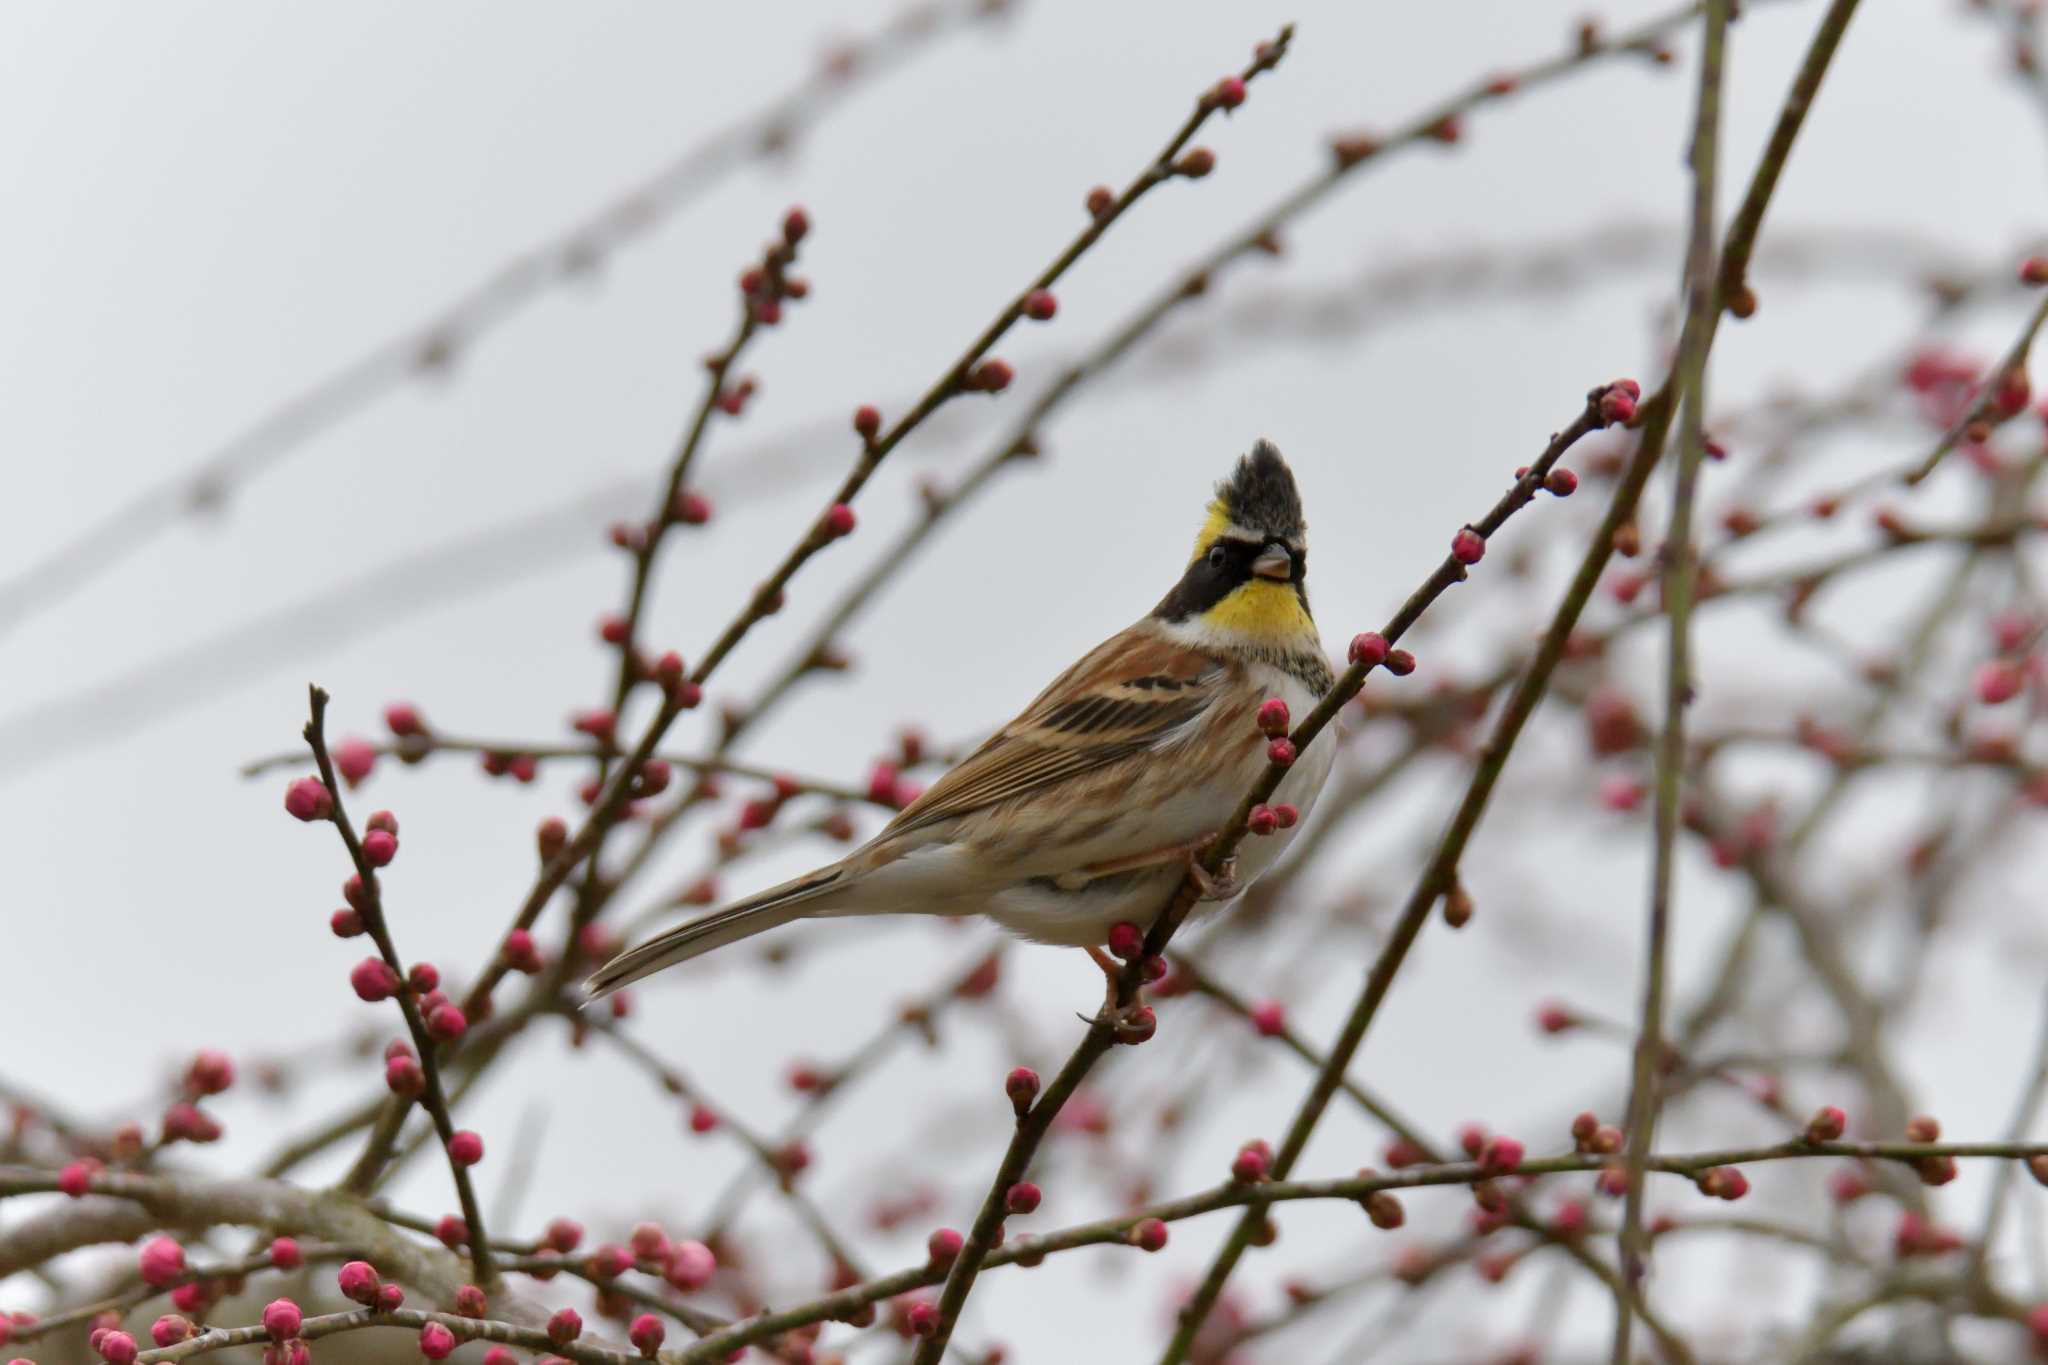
xmin=584 ymin=865 xmax=846 ymax=999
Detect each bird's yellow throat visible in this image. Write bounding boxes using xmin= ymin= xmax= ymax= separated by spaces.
xmin=1201 ymin=578 xmax=1314 ymax=644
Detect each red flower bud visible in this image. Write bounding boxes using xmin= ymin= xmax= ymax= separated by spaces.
xmin=927 ymin=1227 xmax=965 ymax=1266
xmin=261 ymin=1300 xmax=301 ymax=1342
xmin=283 ymin=777 xmax=333 ymax=822
xmin=447 ymin=1130 xmax=484 ymax=1166
xmin=139 ymin=1236 xmax=186 ymax=1288
xmin=362 ymin=828 xmax=398 ymax=867
xmin=548 ymin=1308 xmax=584 ymax=1345
xmin=1248 ymin=999 xmax=1286 ymax=1037
xmin=419 ymin=1322 xmax=457 ymax=1360
xmin=1106 ymin=921 xmax=1143 ymax=960
xmin=1130 ymin=1218 xmax=1169 ymax=1251
xmin=351 ymin=958 xmax=400 ymax=1002
xmin=1023 ymin=289 xmax=1058 ymax=321
xmin=1256 ymin=697 xmax=1290 ymax=735
xmin=1479 ymin=1135 xmax=1525 ymax=1176
xmin=1451 ymin=527 xmax=1485 ymax=565
xmin=1806 ymin=1105 xmax=1847 ymax=1142
xmin=628 ymin=1313 xmax=665 ymax=1357
xmin=853 ymin=405 xmax=882 ymax=439
xmin=1006 ymin=1066 xmax=1040 ymax=1115
xmin=337 ymin=1260 xmax=380 ymax=1304
xmin=1348 ymin=632 xmax=1389 ymax=667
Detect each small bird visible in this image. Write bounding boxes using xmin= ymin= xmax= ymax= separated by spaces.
xmin=588 ymin=441 xmax=1337 ymax=999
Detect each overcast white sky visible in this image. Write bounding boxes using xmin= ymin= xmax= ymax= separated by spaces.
xmin=4 ymin=2 xmax=2048 ymax=1361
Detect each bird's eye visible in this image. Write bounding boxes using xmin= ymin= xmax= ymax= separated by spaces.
xmin=1207 ymin=545 xmax=1227 ymax=570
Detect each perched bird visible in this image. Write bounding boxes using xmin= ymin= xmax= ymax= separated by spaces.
xmin=588 ymin=441 xmax=1336 ymax=999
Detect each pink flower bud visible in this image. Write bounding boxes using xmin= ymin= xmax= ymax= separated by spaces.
xmin=629 ymin=1314 xmax=665 ymax=1357
xmin=261 ymin=1299 xmax=301 ymax=1341
xmin=1256 ymin=697 xmax=1290 ymax=736
xmin=1005 ymin=1180 xmax=1042 ymax=1214
xmin=927 ymin=1227 xmax=964 ymax=1266
xmin=453 ymin=1284 xmax=486 ymax=1317
xmin=337 ymin=1260 xmax=380 ymax=1304
xmin=419 ymin=1322 xmax=457 ymax=1360
xmin=1905 ymin=1114 xmax=1941 ymax=1143
xmin=1006 ymin=1066 xmax=1040 ymax=1115
xmin=284 ymin=777 xmax=333 ymax=822
xmin=1597 ymin=382 xmax=1639 ymax=427
xmin=1175 ymin=147 xmax=1216 ymax=178
xmin=384 ymin=702 xmax=425 ymax=735
xmin=362 ymin=828 xmax=398 ymax=866
xmin=823 ymin=503 xmax=857 ymax=538
xmin=58 ymin=1158 xmax=99 ymax=1197
xmin=547 ymin=1308 xmax=583 ymax=1345
xmin=1806 ymin=1105 xmax=1847 ymax=1142
xmin=1232 ymin=1146 xmax=1269 ymax=1182
xmin=544 ymin=1218 xmax=584 ymax=1252
xmin=1266 ymin=738 xmax=1297 ymax=766
xmin=97 ymin=1331 xmax=138 ymax=1364
xmin=351 ymin=958 xmax=400 ymax=1002
xmin=335 ymin=737 xmax=377 ymax=787
xmin=664 ymin=1239 xmax=715 ymax=1291
xmin=1348 ymin=632 xmax=1389 ymax=667
xmin=1451 ymin=527 xmax=1485 ymax=565
xmin=435 ymin=1215 xmax=469 ymax=1249
xmin=1544 ymin=467 xmax=1578 ymax=496
xmin=1248 ymin=1000 xmax=1286 ymax=1037
xmin=968 ymin=357 xmax=1014 ymax=392
xmin=269 ymin=1237 xmax=302 ymax=1269
xmin=447 ymin=1130 xmax=484 ymax=1166
xmin=1479 ymin=1135 xmax=1525 ymax=1176
xmin=138 ymin=1236 xmax=186 ymax=1287
xmin=1247 ymin=805 xmax=1279 ymax=836
xmin=426 ymin=1003 xmax=467 ymax=1041
xmin=2024 ymin=257 xmax=2048 ymax=286
xmin=386 ymin=1053 xmax=424 ymax=1097
xmin=1106 ymin=921 xmax=1143 ymax=960
xmin=152 ymin=1315 xmax=194 ymax=1347
xmin=1535 ymin=1002 xmax=1576 ymax=1034
xmin=1130 ymin=1218 xmax=1169 ymax=1251
xmin=1023 ymin=289 xmax=1058 ymax=321
xmin=482 ymin=1349 xmax=517 ymax=1365
xmin=1976 ymin=659 xmax=2024 ymax=705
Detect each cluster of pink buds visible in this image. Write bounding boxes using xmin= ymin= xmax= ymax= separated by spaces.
xmin=479 ymin=749 xmax=539 ymax=783
xmin=161 ymin=1101 xmax=223 ymax=1145
xmin=1569 ymin=1111 xmax=1625 ymax=1155
xmin=1245 ymin=803 xmax=1299 ymax=835
xmin=1595 ymin=378 xmax=1641 ymax=427
xmin=736 ymin=206 xmax=812 ymax=329
xmin=1696 ymin=1165 xmax=1750 ymax=1201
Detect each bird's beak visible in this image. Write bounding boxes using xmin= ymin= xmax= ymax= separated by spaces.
xmin=1251 ymin=544 xmax=1294 ymax=581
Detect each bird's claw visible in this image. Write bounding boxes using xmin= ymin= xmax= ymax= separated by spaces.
xmin=1186 ymin=842 xmax=1240 ymax=902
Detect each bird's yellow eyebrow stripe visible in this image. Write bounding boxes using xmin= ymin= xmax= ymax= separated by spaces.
xmin=1188 ymin=499 xmax=1234 ymax=565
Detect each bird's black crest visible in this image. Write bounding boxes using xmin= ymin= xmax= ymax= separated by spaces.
xmin=1214 ymin=440 xmax=1305 ymax=542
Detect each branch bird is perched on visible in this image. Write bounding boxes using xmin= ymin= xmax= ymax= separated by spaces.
xmin=588 ymin=442 xmax=1337 ymax=1000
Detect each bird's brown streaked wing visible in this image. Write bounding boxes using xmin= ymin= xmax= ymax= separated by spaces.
xmin=879 ymin=626 xmax=1227 ymax=839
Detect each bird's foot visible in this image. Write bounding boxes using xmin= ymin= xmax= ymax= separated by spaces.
xmin=1185 ymin=838 xmax=1240 ymax=902
xmin=1084 ymin=946 xmax=1155 ymax=1042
